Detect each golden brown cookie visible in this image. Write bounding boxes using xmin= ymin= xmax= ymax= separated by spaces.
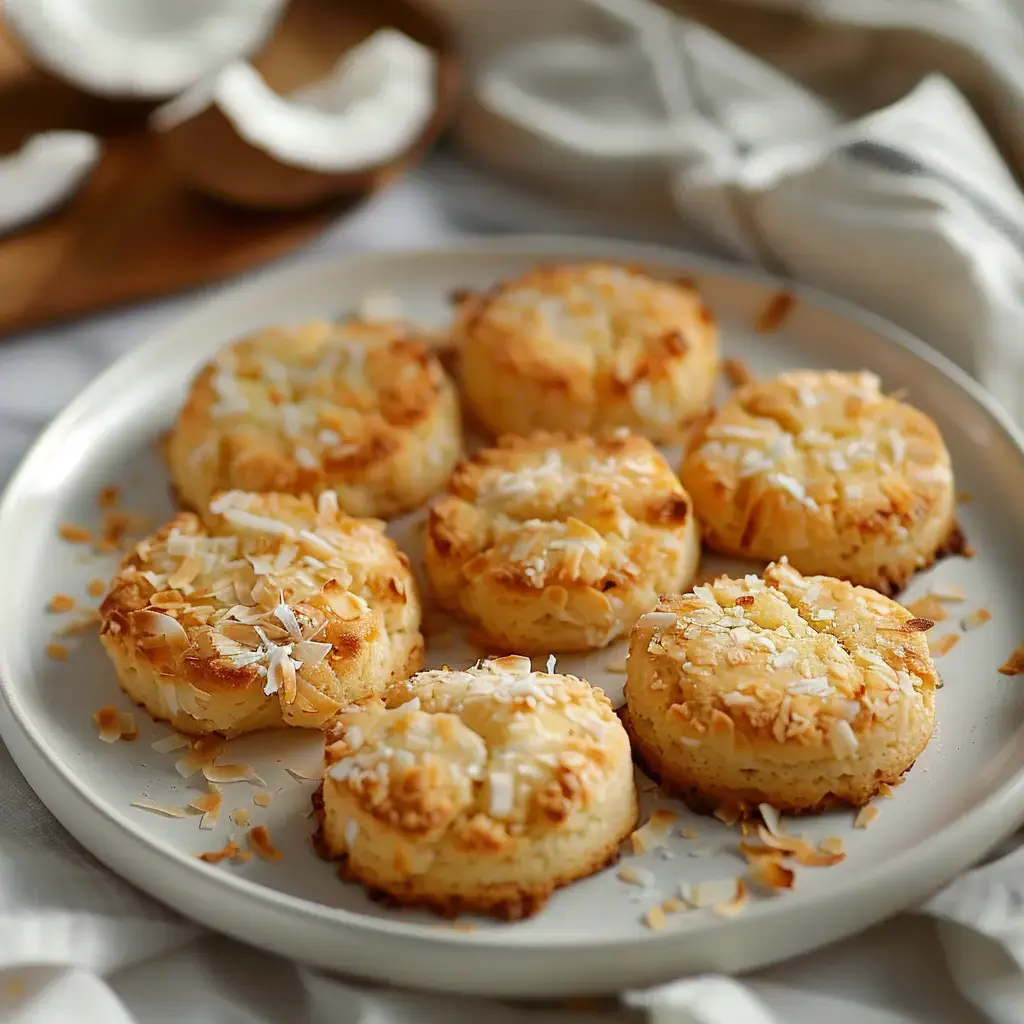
xmin=623 ymin=559 xmax=938 ymax=812
xmin=424 ymin=431 xmax=701 ymax=652
xmin=168 ymin=319 xmax=461 ymax=519
xmin=318 ymin=657 xmax=637 ymax=919
xmin=457 ymin=263 xmax=717 ymax=441
xmin=99 ymin=490 xmax=423 ymax=736
xmin=681 ymin=370 xmax=960 ymax=594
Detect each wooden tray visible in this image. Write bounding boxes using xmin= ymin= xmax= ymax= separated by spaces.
xmin=0 ymin=0 xmax=458 ymax=337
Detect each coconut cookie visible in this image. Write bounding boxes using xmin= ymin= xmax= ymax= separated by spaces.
xmin=168 ymin=319 xmax=462 ymax=520
xmin=623 ymin=559 xmax=938 ymax=813
xmin=424 ymin=431 xmax=701 ymax=652
xmin=681 ymin=370 xmax=961 ymax=594
xmin=99 ymin=491 xmax=423 ymax=737
xmin=456 ymin=263 xmax=717 ymax=442
xmin=317 ymin=657 xmax=637 ymax=919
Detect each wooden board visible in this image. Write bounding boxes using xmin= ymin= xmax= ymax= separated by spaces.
xmin=0 ymin=0 xmax=458 ymax=337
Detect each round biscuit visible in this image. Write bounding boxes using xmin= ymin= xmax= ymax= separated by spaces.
xmin=168 ymin=319 xmax=462 ymax=520
xmin=99 ymin=490 xmax=423 ymax=737
xmin=623 ymin=559 xmax=938 ymax=812
xmin=317 ymin=656 xmax=637 ymax=919
xmin=424 ymin=431 xmax=702 ymax=652
xmin=457 ymin=263 xmax=717 ymax=441
xmin=681 ymin=370 xmax=961 ymax=593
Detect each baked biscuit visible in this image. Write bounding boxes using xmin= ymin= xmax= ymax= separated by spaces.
xmin=424 ymin=431 xmax=701 ymax=652
xmin=168 ymin=319 xmax=462 ymax=520
xmin=99 ymin=490 xmax=423 ymax=736
xmin=623 ymin=559 xmax=938 ymax=812
xmin=317 ymin=656 xmax=637 ymax=919
xmin=457 ymin=263 xmax=717 ymax=441
xmin=681 ymin=370 xmax=961 ymax=594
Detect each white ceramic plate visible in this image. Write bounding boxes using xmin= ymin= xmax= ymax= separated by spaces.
xmin=2 ymin=238 xmax=1024 ymax=998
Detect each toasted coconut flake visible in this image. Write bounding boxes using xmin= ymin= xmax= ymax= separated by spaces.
xmin=132 ymin=610 xmax=189 ymax=648
xmin=756 ymin=290 xmax=796 ymax=333
xmin=204 ymin=763 xmax=267 ymax=786
xmin=756 ymin=824 xmax=810 ymax=854
xmin=292 ymin=639 xmax=333 ymax=667
xmin=678 ymin=827 xmax=701 ymax=839
xmin=876 ymin=782 xmax=894 ymax=798
xmin=59 ymin=522 xmax=92 ymax=544
xmin=198 ymin=839 xmax=244 ymax=864
xmin=130 ymin=798 xmax=190 ymax=818
xmin=230 ymin=808 xmax=251 ymax=827
xmin=167 ymin=557 xmax=201 ymax=591
xmin=151 ymin=733 xmax=191 ymax=753
xmin=712 ymin=880 xmax=749 ymax=918
xmin=758 ymin=803 xmax=785 ymax=836
xmin=738 ymin=839 xmax=775 ymax=862
xmin=285 ymin=766 xmax=324 ymax=782
xmin=749 ymin=858 xmax=795 ymax=891
xmin=273 ymin=602 xmax=304 ymax=642
xmin=998 ymin=642 xmax=1024 ymax=676
xmin=248 ymin=825 xmax=283 ymax=861
xmin=854 ymin=805 xmax=879 ymax=829
xmin=713 ymin=802 xmax=742 ymax=827
xmin=618 ymin=866 xmax=656 ymax=888
xmin=189 ymin=788 xmax=222 ymax=816
xmin=820 ymin=836 xmax=845 ymax=856
xmin=906 ymin=595 xmax=949 ymax=622
xmin=118 ymin=712 xmax=138 ymax=741
xmin=962 ymin=608 xmax=992 ymax=631
xmin=93 ymin=706 xmax=122 ymax=743
xmin=605 ymin=658 xmax=628 ymax=674
xmin=175 ymin=737 xmax=224 ymax=778
xmin=253 ymin=792 xmax=273 ymax=807
xmin=722 ymin=357 xmax=754 ymax=387
xmin=46 ymin=642 xmax=69 ymax=661
xmin=929 ymin=633 xmax=960 ymax=657
xmin=793 ymin=846 xmax=845 ymax=867
xmin=266 ymin=647 xmax=297 ymax=703
xmin=87 ymin=578 xmax=107 ymax=597
xmin=649 ymin=809 xmax=677 ymax=831
xmin=643 ymin=905 xmax=668 ymax=931
xmin=49 ymin=593 xmax=76 ymax=613
xmin=661 ymin=898 xmax=689 ymax=914
xmin=630 ymin=828 xmax=651 ymax=855
xmin=691 ymin=878 xmax=739 ymax=909
xmin=930 ymin=583 xmax=967 ymax=602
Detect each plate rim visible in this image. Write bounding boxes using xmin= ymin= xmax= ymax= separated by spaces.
xmin=2 ymin=233 xmax=1024 ymax=961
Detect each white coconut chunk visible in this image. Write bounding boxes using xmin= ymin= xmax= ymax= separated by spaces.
xmin=488 ymin=771 xmax=515 ymax=818
xmin=5 ymin=0 xmax=286 ymax=99
xmin=273 ymin=603 xmax=304 ymax=643
xmin=0 ymin=131 xmax=100 ymax=236
xmin=291 ymin=639 xmax=333 ymax=668
xmin=153 ymin=30 xmax=436 ymax=174
xmin=829 ymin=719 xmax=859 ymax=759
xmin=317 ymin=490 xmax=339 ymax=518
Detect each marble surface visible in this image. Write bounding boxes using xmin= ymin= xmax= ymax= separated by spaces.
xmin=0 ymin=157 xmax=991 ymax=1022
